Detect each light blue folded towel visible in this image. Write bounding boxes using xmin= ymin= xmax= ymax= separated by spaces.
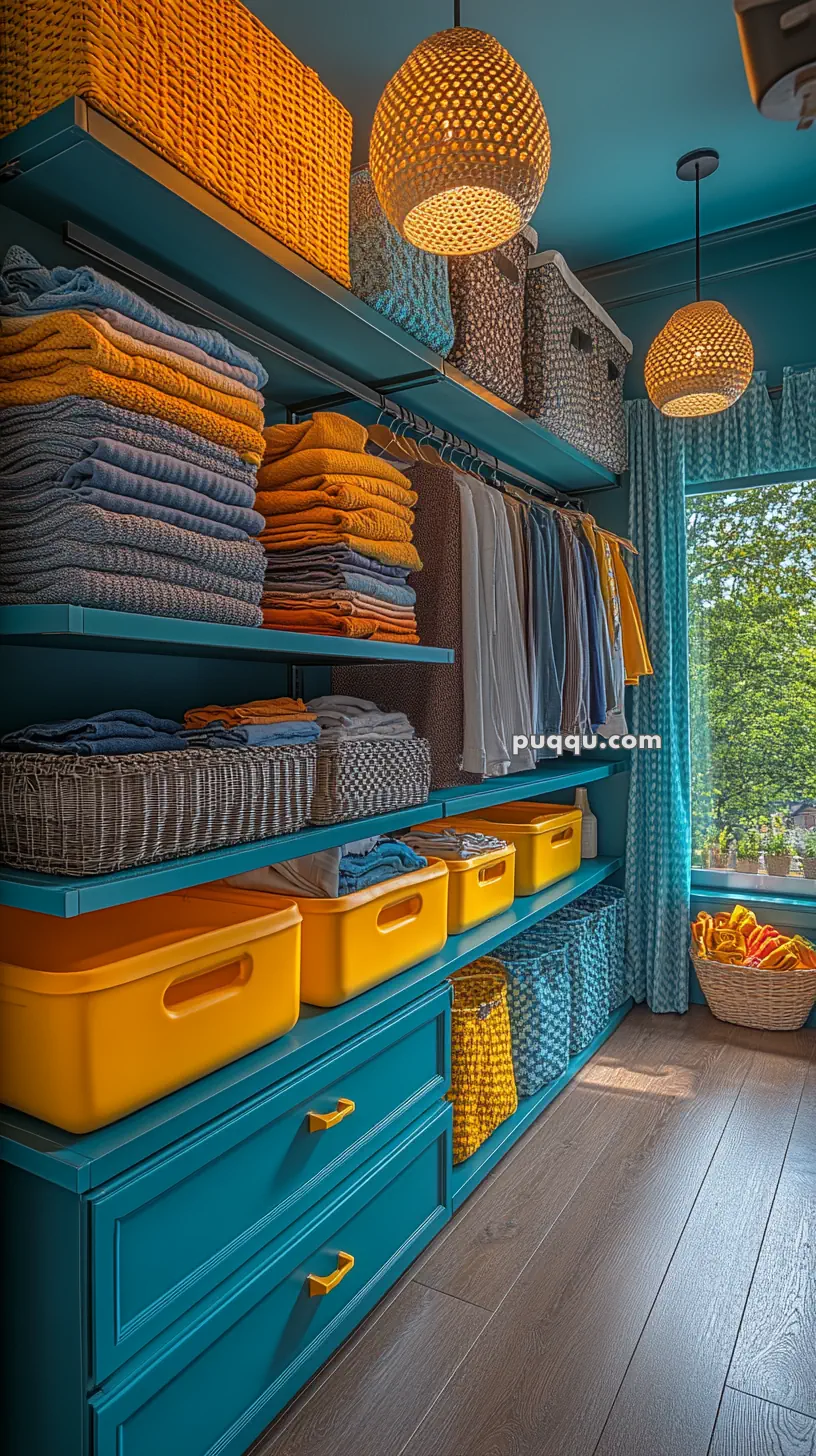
xmin=60 ymin=457 xmax=264 ymax=534
xmin=0 ymin=246 xmax=268 ymax=389
xmin=0 ymin=397 xmax=258 ymax=485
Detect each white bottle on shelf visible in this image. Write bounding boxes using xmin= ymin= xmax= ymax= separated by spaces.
xmin=575 ymin=786 xmax=598 ymax=859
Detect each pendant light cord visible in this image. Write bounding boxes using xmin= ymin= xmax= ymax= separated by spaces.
xmin=454 ymin=0 xmax=461 ymax=25
xmin=695 ymin=161 xmax=701 ymax=303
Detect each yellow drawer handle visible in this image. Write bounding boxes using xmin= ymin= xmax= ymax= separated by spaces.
xmin=308 ymin=1097 xmax=356 ymax=1133
xmin=308 ymin=1251 xmax=355 ymax=1297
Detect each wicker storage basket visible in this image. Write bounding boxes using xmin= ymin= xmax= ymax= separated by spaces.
xmin=578 ymin=884 xmax=628 ymax=1013
xmin=447 ymin=226 xmax=537 ymax=404
xmin=0 ymin=745 xmax=316 ymax=876
xmin=0 ymin=0 xmax=352 ymax=285
xmin=691 ymin=950 xmax=816 ymax=1031
xmin=309 ymin=738 xmax=432 ymax=825
xmin=522 ymin=250 xmax=633 ymax=473
xmin=489 ymin=941 xmax=571 ymax=1097
xmin=349 ymin=169 xmax=455 ymax=356
xmin=447 ymin=961 xmax=518 ymax=1164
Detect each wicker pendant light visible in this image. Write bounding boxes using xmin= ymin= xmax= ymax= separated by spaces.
xmin=369 ymin=2 xmax=550 ymax=256
xmin=645 ymin=150 xmax=753 ymax=417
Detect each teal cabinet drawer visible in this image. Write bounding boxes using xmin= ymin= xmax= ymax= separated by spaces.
xmin=91 ymin=1102 xmax=452 ymax=1456
xmin=89 ymin=986 xmax=449 ymax=1384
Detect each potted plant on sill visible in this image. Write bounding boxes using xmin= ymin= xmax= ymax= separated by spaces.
xmin=803 ymin=830 xmax=816 ymax=882
xmin=765 ymin=831 xmax=791 ymax=878
xmin=736 ymin=829 xmax=760 ymax=875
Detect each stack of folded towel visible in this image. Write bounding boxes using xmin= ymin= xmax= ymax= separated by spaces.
xmin=0 ymin=246 xmax=268 ymax=625
xmin=306 ymin=694 xmax=415 ymax=741
xmin=182 ymin=697 xmax=321 ymax=748
xmin=399 ymin=827 xmax=508 ymax=859
xmin=227 ymin=834 xmax=427 ymax=899
xmin=256 ymin=411 xmax=422 ymax=641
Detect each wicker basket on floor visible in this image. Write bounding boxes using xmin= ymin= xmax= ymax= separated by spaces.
xmin=0 ymin=745 xmax=316 ymax=876
xmin=691 ymin=950 xmax=816 ymax=1031
xmin=309 ymin=737 xmax=432 ymax=825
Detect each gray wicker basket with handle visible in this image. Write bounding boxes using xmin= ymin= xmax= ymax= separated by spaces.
xmin=310 ymin=738 xmax=432 ymax=825
xmin=522 ymin=249 xmax=633 ymax=473
xmin=0 ymin=745 xmax=317 ymax=876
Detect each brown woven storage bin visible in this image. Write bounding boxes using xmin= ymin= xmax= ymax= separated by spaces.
xmin=0 ymin=745 xmax=316 ymax=876
xmin=309 ymin=738 xmax=432 ymax=825
xmin=691 ymin=950 xmax=816 ymax=1031
xmin=447 ymin=226 xmax=537 ymax=405
xmin=0 ymin=0 xmax=352 ymax=285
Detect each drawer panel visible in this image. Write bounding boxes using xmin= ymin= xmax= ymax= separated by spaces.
xmin=92 ymin=1103 xmax=452 ymax=1456
xmin=90 ymin=985 xmax=450 ymax=1383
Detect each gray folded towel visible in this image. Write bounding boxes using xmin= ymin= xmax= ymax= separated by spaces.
xmin=0 ymin=541 xmax=263 ymax=604
xmin=0 ymin=568 xmax=263 ymax=626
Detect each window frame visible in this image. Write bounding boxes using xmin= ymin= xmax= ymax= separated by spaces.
xmin=685 ymin=467 xmax=816 ymax=905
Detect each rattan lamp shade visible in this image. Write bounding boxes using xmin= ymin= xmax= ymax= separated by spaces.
xmin=369 ymin=27 xmax=550 ymax=256
xmin=644 ymin=300 xmax=754 ymax=417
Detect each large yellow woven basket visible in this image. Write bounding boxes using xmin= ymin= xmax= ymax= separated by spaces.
xmin=691 ymin=950 xmax=816 ymax=1031
xmin=1 ymin=0 xmax=352 ymax=286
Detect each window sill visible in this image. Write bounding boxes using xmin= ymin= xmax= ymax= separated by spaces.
xmin=691 ymin=867 xmax=816 ymax=905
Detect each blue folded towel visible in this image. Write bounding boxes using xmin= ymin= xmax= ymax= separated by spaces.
xmin=60 ymin=456 xmax=263 ymax=534
xmin=0 ymin=485 xmax=255 ymax=543
xmin=0 ymin=246 xmax=268 ymax=389
xmin=0 ymin=397 xmax=257 ymax=485
xmin=262 ymin=570 xmax=417 ymax=608
xmin=2 ymin=709 xmax=184 ymax=756
xmin=265 ymin=545 xmax=411 ymax=582
xmin=179 ymin=720 xmax=321 ymax=749
xmin=338 ymin=838 xmax=427 ymax=895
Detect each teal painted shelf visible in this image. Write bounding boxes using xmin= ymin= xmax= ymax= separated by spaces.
xmin=0 ymin=100 xmax=615 ymax=493
xmin=436 ymin=759 xmax=629 ymax=817
xmin=0 ymin=605 xmax=454 ymax=666
xmin=452 ymin=997 xmax=633 ymax=1211
xmin=0 ymin=855 xmax=623 ymax=1191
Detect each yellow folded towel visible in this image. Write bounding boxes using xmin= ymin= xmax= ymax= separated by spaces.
xmin=259 ymin=528 xmax=422 ymax=571
xmin=258 ymin=448 xmax=414 ymax=496
xmin=259 ymin=505 xmax=414 ymax=542
xmin=263 ymin=411 xmax=366 ymax=460
xmin=255 ymin=482 xmax=415 ymax=523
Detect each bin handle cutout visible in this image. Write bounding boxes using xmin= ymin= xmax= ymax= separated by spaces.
xmin=308 ymin=1251 xmax=355 ymax=1297
xmin=308 ymin=1098 xmax=356 ymax=1133
xmin=478 ymin=861 xmax=506 ymax=885
xmin=376 ymin=893 xmax=422 ymax=931
xmin=162 ymin=956 xmax=250 ymax=1015
xmin=551 ymin=827 xmax=574 ymax=845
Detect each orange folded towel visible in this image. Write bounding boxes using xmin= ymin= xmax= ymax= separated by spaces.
xmin=183 ymin=697 xmax=316 ymax=728
xmin=259 ymin=505 xmax=413 ymax=542
xmin=261 ymin=607 xmax=419 ymax=642
xmin=259 ymin=529 xmax=422 ymax=571
xmin=263 ymin=412 xmax=366 ymax=460
xmin=261 ymin=592 xmax=418 ymax=625
xmin=258 ymin=451 xmax=415 ymax=498
xmin=255 ymin=483 xmax=415 ymax=523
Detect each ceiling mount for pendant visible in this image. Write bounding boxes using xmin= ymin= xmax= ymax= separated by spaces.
xmin=644 ymin=148 xmax=753 ymax=419
xmin=369 ymin=1 xmax=550 ymax=257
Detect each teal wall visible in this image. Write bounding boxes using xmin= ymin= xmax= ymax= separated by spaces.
xmin=579 ymin=206 xmax=816 ymax=398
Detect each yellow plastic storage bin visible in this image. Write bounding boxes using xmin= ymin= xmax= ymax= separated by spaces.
xmin=0 ymin=891 xmax=301 ymax=1133
xmin=408 ymin=823 xmax=516 ymax=933
xmin=204 ymin=860 xmax=449 ymax=1007
xmin=450 ymin=802 xmax=582 ymax=896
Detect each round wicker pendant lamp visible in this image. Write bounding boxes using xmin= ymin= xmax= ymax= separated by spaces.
xmin=645 ymin=150 xmax=753 ymax=418
xmin=369 ymin=0 xmax=551 ymax=256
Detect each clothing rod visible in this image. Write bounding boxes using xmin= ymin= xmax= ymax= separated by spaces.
xmin=62 ymin=223 xmax=592 ymax=509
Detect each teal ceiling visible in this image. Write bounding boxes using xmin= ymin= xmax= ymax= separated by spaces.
xmin=250 ymin=0 xmax=815 ymax=270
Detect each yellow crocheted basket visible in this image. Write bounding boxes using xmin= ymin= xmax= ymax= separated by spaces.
xmin=0 ymin=0 xmax=352 ymax=287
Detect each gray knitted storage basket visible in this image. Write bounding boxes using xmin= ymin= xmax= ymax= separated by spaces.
xmin=0 ymin=745 xmax=316 ymax=876
xmin=447 ymin=226 xmax=537 ymax=405
xmin=522 ymin=250 xmax=632 ymax=473
xmin=310 ymin=737 xmax=432 ymax=825
xmin=349 ymin=169 xmax=455 ymax=355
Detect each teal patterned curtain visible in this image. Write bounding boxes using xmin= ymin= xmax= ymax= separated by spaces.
xmin=625 ymin=366 xmax=816 ymax=1012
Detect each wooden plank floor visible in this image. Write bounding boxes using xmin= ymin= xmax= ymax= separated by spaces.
xmin=249 ymin=1005 xmax=816 ymax=1456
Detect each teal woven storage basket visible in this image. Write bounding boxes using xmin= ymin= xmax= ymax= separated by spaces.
xmin=533 ymin=902 xmax=609 ymax=1055
xmin=579 ymin=884 xmax=628 ymax=1013
xmin=490 ymin=936 xmax=571 ymax=1097
xmin=348 ymin=169 xmax=455 ymax=356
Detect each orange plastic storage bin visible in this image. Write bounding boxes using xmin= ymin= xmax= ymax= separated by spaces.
xmin=204 ymin=860 xmax=449 ymax=1007
xmin=0 ymin=0 xmax=352 ymax=285
xmin=408 ymin=823 xmax=516 ymax=933
xmin=450 ymin=802 xmax=582 ymax=896
xmin=0 ymin=891 xmax=301 ymax=1133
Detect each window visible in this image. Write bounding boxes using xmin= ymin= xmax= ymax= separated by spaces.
xmin=686 ymin=477 xmax=816 ymax=889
